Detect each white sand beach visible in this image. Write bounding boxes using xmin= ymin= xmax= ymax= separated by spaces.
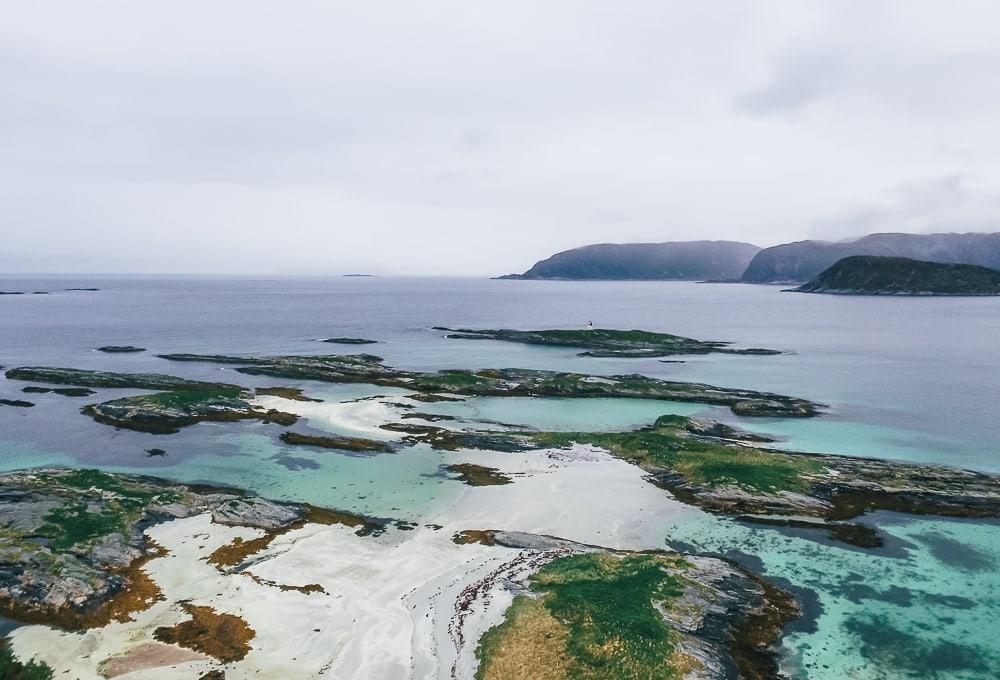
xmin=10 ymin=406 xmax=694 ymax=679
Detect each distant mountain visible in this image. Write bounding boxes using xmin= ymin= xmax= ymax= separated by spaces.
xmin=500 ymin=241 xmax=761 ymax=281
xmin=793 ymin=256 xmax=1000 ymax=296
xmin=742 ymin=232 xmax=1000 ymax=283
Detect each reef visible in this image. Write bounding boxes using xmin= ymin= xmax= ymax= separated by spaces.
xmin=4 ymin=367 xmax=238 ymax=392
xmin=155 ymin=353 xmax=821 ymax=418
xmin=21 ymin=386 xmax=96 ymax=397
xmin=444 ymin=463 xmax=513 ymax=486
xmin=436 ymin=327 xmax=781 ymax=358
xmin=279 ymin=430 xmax=394 ymax=453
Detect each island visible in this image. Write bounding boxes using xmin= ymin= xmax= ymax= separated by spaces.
xmin=97 ymin=346 xmax=146 ymax=353
xmin=792 ymin=256 xmax=1000 ymax=296
xmin=742 ymin=232 xmax=1000 ymax=283
xmin=152 ymin=353 xmax=821 ymax=417
xmin=500 ymin=240 xmax=761 ymax=280
xmin=435 ymin=327 xmax=781 ymax=358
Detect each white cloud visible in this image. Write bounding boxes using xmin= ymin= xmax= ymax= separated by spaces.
xmin=1 ymin=0 xmax=999 ymax=274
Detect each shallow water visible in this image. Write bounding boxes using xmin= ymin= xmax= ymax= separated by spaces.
xmin=1 ymin=275 xmax=999 ymax=678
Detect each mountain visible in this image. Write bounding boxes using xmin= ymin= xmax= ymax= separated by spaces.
xmin=793 ymin=256 xmax=1000 ymax=296
xmin=500 ymin=241 xmax=761 ymax=280
xmin=742 ymin=232 xmax=1000 ymax=283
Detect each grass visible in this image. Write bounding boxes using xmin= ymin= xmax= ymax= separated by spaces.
xmin=30 ymin=469 xmax=183 ymax=550
xmin=529 ymin=416 xmax=822 ymax=494
xmin=476 ymin=553 xmax=688 ymax=680
xmin=0 ymin=643 xmax=54 ymax=680
xmin=37 ymin=504 xmax=126 ymax=551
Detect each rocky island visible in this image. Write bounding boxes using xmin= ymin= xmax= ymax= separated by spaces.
xmin=436 ymin=327 xmax=781 ymax=358
xmin=152 ymin=352 xmax=820 ymax=417
xmin=793 ymin=256 xmax=1000 ymax=296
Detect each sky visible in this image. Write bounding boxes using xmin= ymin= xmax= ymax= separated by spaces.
xmin=1 ymin=1 xmax=999 ymax=276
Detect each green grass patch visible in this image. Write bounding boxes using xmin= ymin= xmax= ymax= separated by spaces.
xmin=477 ymin=553 xmax=688 ymax=680
xmin=529 ymin=417 xmax=822 ymax=493
xmin=0 ymin=643 xmax=54 ymax=680
xmin=37 ymin=503 xmax=126 ymax=551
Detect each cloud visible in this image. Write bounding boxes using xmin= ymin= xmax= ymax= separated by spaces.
xmin=1 ymin=1 xmax=1000 ymax=274
xmin=811 ymin=175 xmax=1000 ymax=239
xmin=735 ymin=51 xmax=842 ymax=115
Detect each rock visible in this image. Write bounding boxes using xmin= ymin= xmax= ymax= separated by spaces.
xmin=156 ymin=353 xmax=822 ymax=418
xmin=210 ymin=496 xmax=304 ymax=531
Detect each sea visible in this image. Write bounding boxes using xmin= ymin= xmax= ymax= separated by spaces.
xmin=1 ymin=275 xmax=998 ymax=679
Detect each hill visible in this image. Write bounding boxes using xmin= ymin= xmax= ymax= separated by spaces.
xmin=500 ymin=241 xmax=761 ymax=280
xmin=742 ymin=232 xmax=1000 ymax=283
xmin=793 ymin=256 xmax=1000 ymax=296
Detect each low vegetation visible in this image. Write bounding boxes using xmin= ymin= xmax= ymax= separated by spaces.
xmin=476 ymin=553 xmax=688 ymax=680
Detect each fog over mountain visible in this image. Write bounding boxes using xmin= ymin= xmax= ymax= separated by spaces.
xmin=2 ymin=2 xmax=1000 ymax=274
xmin=742 ymin=232 xmax=1000 ymax=283
xmin=502 ymin=241 xmax=760 ymax=280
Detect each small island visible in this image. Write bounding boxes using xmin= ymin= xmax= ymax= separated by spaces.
xmin=435 ymin=327 xmax=780 ymax=358
xmin=97 ymin=345 xmax=146 ymax=353
xmin=793 ymin=256 xmax=1000 ymax=296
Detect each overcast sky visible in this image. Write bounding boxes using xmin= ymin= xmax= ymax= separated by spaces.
xmin=2 ymin=1 xmax=999 ymax=275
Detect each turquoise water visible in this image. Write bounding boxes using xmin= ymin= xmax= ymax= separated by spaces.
xmin=664 ymin=513 xmax=1000 ymax=680
xmin=2 ymin=276 xmax=999 ymax=677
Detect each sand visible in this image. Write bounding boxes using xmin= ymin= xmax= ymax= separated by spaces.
xmin=9 ymin=403 xmax=694 ymax=679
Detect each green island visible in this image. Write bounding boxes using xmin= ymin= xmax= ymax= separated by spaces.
xmin=793 ymin=256 xmax=1000 ymax=296
xmin=435 ymin=327 xmax=781 ymax=358
xmin=151 ymin=353 xmax=821 ymax=417
xmin=3 ymin=368 xmax=299 ymax=435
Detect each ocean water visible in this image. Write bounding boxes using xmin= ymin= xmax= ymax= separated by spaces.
xmin=1 ymin=275 xmax=999 ymax=679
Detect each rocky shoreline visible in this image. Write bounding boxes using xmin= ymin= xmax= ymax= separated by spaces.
xmin=0 ymin=468 xmax=795 ymax=679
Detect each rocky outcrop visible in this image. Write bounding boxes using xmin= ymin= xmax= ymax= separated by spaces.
xmin=156 ymin=353 xmax=822 ymax=418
